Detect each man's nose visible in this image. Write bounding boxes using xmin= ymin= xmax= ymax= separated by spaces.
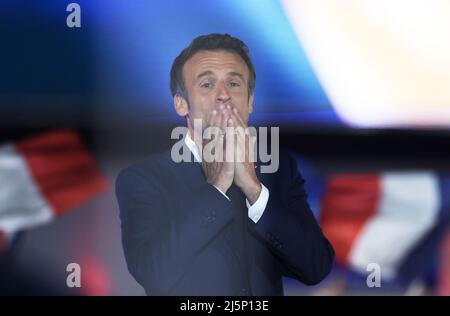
xmin=216 ymin=83 xmax=231 ymax=104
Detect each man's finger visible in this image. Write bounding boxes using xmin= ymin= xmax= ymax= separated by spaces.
xmin=210 ymin=109 xmax=220 ymax=127
xmin=220 ymin=107 xmax=230 ymax=131
xmin=229 ymin=106 xmax=247 ymax=128
xmin=224 ymin=118 xmax=235 ymax=163
xmin=228 ymin=109 xmax=244 ymax=129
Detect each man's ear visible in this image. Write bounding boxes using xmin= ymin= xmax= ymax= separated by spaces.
xmin=174 ymin=94 xmax=189 ymax=117
xmin=248 ymin=94 xmax=254 ymax=114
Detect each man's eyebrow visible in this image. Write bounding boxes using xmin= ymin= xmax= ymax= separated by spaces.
xmin=227 ymin=72 xmax=245 ymax=81
xmin=196 ymin=70 xmax=214 ymax=80
xmin=196 ymin=71 xmax=245 ymax=81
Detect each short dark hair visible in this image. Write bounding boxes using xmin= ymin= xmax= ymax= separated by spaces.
xmin=170 ymin=33 xmax=256 ymax=98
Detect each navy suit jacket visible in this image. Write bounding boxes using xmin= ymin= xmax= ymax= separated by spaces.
xmin=116 ymin=149 xmax=334 ymax=295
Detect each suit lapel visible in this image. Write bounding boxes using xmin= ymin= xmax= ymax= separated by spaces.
xmin=223 ymin=184 xmax=250 ymax=276
xmin=171 ymin=151 xmax=255 ymax=286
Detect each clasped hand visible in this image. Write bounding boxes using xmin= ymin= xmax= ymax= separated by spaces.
xmin=201 ymin=104 xmax=262 ymax=204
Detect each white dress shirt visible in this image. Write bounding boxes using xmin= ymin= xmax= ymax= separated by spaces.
xmin=184 ymin=133 xmax=269 ymax=223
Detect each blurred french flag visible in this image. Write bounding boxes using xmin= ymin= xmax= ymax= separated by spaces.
xmin=319 ymin=172 xmax=450 ymax=288
xmin=0 ymin=130 xmax=108 ymax=254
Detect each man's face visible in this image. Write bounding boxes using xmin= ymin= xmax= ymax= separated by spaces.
xmin=175 ymin=50 xmax=254 ymax=128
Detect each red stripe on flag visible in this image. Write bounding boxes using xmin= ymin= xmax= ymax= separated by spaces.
xmin=438 ymin=229 xmax=450 ymax=295
xmin=0 ymin=231 xmax=6 ymax=254
xmin=320 ymin=174 xmax=381 ymax=265
xmin=79 ymin=256 xmax=112 ymax=296
xmin=15 ymin=130 xmax=108 ymax=215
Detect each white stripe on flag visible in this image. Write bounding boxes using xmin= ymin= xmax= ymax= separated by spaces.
xmin=349 ymin=172 xmax=440 ymax=279
xmin=0 ymin=144 xmax=53 ymax=234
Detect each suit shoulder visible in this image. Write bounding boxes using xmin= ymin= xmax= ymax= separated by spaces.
xmin=116 ymin=150 xmax=174 ymax=187
xmin=278 ymin=148 xmax=296 ymax=165
xmin=269 ymin=147 xmax=299 ymax=175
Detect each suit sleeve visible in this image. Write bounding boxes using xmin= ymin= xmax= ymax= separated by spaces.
xmin=251 ymin=153 xmax=335 ymax=285
xmin=116 ymin=166 xmax=235 ymax=295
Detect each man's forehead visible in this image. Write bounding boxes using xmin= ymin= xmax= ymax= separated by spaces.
xmin=184 ymin=50 xmax=249 ymax=77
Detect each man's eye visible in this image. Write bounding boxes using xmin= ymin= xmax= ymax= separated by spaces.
xmin=201 ymin=82 xmax=213 ymax=89
xmin=229 ymin=82 xmax=240 ymax=87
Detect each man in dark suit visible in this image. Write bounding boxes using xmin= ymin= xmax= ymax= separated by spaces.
xmin=116 ymin=34 xmax=334 ymax=295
